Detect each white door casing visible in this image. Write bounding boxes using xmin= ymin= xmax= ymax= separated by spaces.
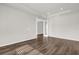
xmin=36 ymin=18 xmax=48 ymax=36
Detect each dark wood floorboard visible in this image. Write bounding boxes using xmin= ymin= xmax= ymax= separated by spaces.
xmin=0 ymin=37 xmax=79 ymax=55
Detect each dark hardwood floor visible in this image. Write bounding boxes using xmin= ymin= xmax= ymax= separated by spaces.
xmin=0 ymin=36 xmax=79 ymax=55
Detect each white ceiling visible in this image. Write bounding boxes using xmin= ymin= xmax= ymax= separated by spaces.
xmin=3 ymin=3 xmax=79 ymax=18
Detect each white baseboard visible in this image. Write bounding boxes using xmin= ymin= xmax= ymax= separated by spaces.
xmin=0 ymin=35 xmax=37 ymax=47
xmin=44 ymin=35 xmax=48 ymax=37
xmin=48 ymin=35 xmax=79 ymax=41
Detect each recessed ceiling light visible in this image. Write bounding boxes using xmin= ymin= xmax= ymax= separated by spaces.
xmin=60 ymin=8 xmax=64 ymax=10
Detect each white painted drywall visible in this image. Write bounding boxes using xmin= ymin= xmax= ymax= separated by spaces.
xmin=48 ymin=12 xmax=79 ymax=41
xmin=0 ymin=4 xmax=36 ymax=46
xmin=37 ymin=21 xmax=43 ymax=34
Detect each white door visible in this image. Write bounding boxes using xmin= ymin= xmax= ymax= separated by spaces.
xmin=36 ymin=18 xmax=48 ymax=36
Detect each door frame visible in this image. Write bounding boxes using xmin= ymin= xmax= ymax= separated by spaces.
xmin=36 ymin=18 xmax=48 ymax=36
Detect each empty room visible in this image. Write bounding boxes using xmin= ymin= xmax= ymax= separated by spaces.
xmin=0 ymin=3 xmax=79 ymax=55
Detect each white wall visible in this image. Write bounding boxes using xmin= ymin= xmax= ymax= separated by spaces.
xmin=48 ymin=12 xmax=79 ymax=41
xmin=0 ymin=4 xmax=36 ymax=46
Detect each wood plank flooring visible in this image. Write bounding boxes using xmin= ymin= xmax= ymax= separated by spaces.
xmin=0 ymin=37 xmax=79 ymax=55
